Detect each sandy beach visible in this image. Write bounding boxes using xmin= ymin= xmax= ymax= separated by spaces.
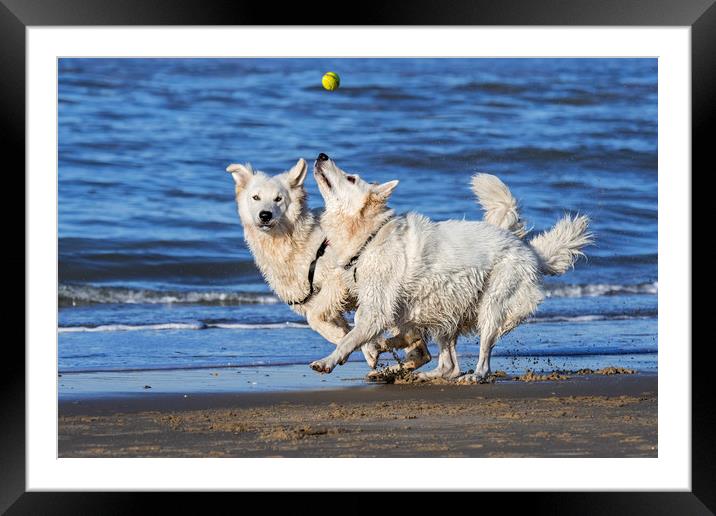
xmin=59 ymin=373 xmax=656 ymax=458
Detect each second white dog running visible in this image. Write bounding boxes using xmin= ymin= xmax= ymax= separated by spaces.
xmin=310 ymin=154 xmax=593 ymax=382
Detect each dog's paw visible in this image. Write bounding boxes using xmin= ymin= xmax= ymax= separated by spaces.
xmin=413 ymin=371 xmax=436 ymax=382
xmin=310 ymin=359 xmax=334 ymax=374
xmin=455 ymin=374 xmax=475 ymax=384
xmin=361 ymin=342 xmax=381 ymax=369
xmin=456 ymin=373 xmax=493 ymax=384
xmin=365 ymin=369 xmax=383 ymax=381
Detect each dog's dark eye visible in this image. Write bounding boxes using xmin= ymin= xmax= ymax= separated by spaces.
xmin=274 ymin=196 xmax=282 ymax=203
xmin=252 ymin=195 xmax=260 ymax=201
xmin=346 ymin=176 xmax=356 ymax=184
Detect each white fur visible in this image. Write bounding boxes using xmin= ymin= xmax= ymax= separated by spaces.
xmin=310 ymin=158 xmax=592 ymax=381
xmin=471 ymin=173 xmax=528 ymax=238
xmin=530 ymin=213 xmax=593 ymax=275
xmin=227 ymin=158 xmax=431 ymax=371
xmin=227 ymin=160 xmax=531 ymax=375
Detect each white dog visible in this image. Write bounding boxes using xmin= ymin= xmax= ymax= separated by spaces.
xmin=309 ymin=154 xmax=593 ymax=382
xmin=226 ymin=157 xmax=527 ymax=374
xmin=226 ymin=158 xmax=429 ymax=371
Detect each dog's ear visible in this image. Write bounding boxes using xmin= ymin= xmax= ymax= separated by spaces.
xmin=286 ymin=158 xmax=308 ymax=188
xmin=226 ymin=163 xmax=254 ymax=191
xmin=371 ymin=180 xmax=399 ymax=202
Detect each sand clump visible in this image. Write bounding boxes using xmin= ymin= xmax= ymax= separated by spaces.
xmin=369 ymin=365 xmax=635 ymax=385
xmin=514 ymin=366 xmax=635 ymax=382
xmin=589 ymin=367 xmax=636 ymax=375
xmin=259 ymin=425 xmax=345 ymax=442
xmin=370 ymin=368 xmax=508 ymax=385
xmin=158 ymin=410 xmax=349 ymax=443
xmin=368 ymin=365 xmax=415 ymax=384
xmin=515 ymin=370 xmax=571 ymax=382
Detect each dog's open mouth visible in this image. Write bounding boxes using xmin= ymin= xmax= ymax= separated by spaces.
xmin=258 ymin=222 xmax=276 ymax=230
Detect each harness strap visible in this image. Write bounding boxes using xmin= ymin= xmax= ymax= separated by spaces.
xmin=287 ymin=238 xmax=329 ymax=306
xmin=344 ymin=217 xmax=394 ymax=282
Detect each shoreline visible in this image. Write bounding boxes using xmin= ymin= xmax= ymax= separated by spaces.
xmin=59 ymin=373 xmax=657 ymax=458
xmin=58 ymin=353 xmax=657 ymax=398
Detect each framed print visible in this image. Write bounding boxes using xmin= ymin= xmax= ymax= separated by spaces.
xmin=4 ymin=0 xmax=711 ymax=512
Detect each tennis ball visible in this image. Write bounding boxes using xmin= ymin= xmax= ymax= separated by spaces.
xmin=322 ymin=71 xmax=340 ymax=91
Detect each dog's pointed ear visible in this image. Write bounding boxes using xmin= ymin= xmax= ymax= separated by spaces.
xmin=371 ymin=180 xmax=399 ymax=201
xmin=286 ymin=158 xmax=308 ymax=188
xmin=226 ymin=163 xmax=253 ymax=191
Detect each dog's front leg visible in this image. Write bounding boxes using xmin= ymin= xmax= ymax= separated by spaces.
xmin=306 ymin=312 xmax=348 ymax=345
xmin=310 ymin=309 xmax=383 ymax=374
xmin=307 ymin=313 xmax=381 ymax=369
xmin=309 ymin=327 xmax=371 ymax=374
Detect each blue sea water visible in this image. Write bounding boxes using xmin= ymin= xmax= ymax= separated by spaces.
xmin=58 ymin=58 xmax=657 ymax=395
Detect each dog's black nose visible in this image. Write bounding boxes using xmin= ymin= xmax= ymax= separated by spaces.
xmin=316 ymin=153 xmax=329 ymax=162
xmin=258 ymin=211 xmax=272 ymax=223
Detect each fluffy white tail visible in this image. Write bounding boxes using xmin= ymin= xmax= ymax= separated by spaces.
xmin=471 ymin=173 xmax=528 ymax=238
xmin=529 ymin=214 xmax=593 ymax=275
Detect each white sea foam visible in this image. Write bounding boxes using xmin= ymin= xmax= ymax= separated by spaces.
xmin=58 ymin=321 xmax=310 ymax=333
xmin=212 ymin=322 xmax=309 ymax=330
xmin=59 ymin=314 xmax=656 ymax=333
xmin=59 ymin=284 xmax=279 ymax=306
xmin=58 ymin=323 xmax=205 ymax=333
xmin=527 ymin=314 xmax=653 ymax=324
xmin=544 ymin=281 xmax=657 ymax=298
xmin=59 ymin=281 xmax=657 ymax=307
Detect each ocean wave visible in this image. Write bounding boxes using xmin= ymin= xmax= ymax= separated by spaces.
xmin=58 ymin=321 xmax=309 ymax=333
xmin=544 ymin=281 xmax=657 ymax=298
xmin=491 ymin=347 xmax=657 ymax=358
xmin=58 ymin=246 xmax=259 ymax=283
xmin=58 ymin=312 xmax=655 ymax=334
xmin=59 ymin=281 xmax=657 ymax=308
xmin=59 ymin=323 xmax=205 ymax=333
xmin=58 ymin=284 xmax=279 ymax=307
xmin=528 ymin=313 xmax=655 ymax=324
xmin=211 ymin=322 xmax=308 ymax=330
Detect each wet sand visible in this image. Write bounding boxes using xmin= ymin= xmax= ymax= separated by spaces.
xmin=59 ymin=374 xmax=657 ymax=458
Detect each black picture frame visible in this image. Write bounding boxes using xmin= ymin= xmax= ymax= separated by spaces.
xmin=3 ymin=0 xmax=709 ymax=513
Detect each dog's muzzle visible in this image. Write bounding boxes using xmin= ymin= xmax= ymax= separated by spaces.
xmin=257 ymin=211 xmax=275 ymax=230
xmin=314 ymin=153 xmax=332 ymax=189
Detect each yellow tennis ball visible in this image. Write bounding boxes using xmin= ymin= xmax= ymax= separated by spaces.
xmin=322 ymin=72 xmax=340 ymax=91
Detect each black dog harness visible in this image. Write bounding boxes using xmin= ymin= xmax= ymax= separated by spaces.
xmin=344 ymin=217 xmax=394 ymax=283
xmin=287 ymin=239 xmax=329 ymax=306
